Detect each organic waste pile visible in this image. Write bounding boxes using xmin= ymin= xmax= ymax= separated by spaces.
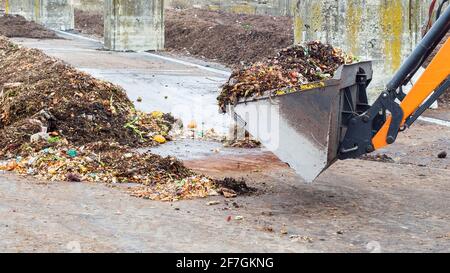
xmin=165 ymin=8 xmax=294 ymax=67
xmin=218 ymin=41 xmax=354 ymax=112
xmin=74 ymin=8 xmax=294 ymax=67
xmin=74 ymin=9 xmax=103 ymax=38
xmin=0 ymin=36 xmax=238 ymax=201
xmin=0 ymin=36 xmax=172 ymax=151
xmin=0 ymin=14 xmax=58 ymax=39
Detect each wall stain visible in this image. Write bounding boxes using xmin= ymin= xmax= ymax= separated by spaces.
xmin=346 ymin=0 xmax=362 ymax=56
xmin=228 ymin=4 xmax=257 ymax=15
xmin=310 ymin=1 xmax=322 ymax=34
xmin=293 ymin=0 xmax=303 ymax=44
xmin=207 ymin=5 xmax=221 ymax=11
xmin=34 ymin=0 xmax=41 ymax=22
xmin=380 ymin=0 xmax=404 ymax=72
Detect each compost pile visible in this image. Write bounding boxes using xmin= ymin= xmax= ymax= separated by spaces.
xmin=0 ymin=36 xmax=172 ymax=152
xmin=74 ymin=9 xmax=103 ymax=38
xmin=0 ymin=36 xmax=223 ymax=201
xmin=0 ymin=14 xmax=58 ymax=39
xmin=165 ymin=8 xmax=294 ymax=67
xmin=73 ymin=8 xmax=294 ymax=67
xmin=218 ymin=41 xmax=354 ymax=111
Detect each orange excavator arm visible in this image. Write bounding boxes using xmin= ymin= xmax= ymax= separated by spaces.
xmin=338 ymin=6 xmax=450 ymax=159
xmin=373 ymin=38 xmax=450 ymax=149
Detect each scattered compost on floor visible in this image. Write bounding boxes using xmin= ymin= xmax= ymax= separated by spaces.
xmin=215 ymin=177 xmax=257 ymax=196
xmin=360 ymin=154 xmax=395 ymax=163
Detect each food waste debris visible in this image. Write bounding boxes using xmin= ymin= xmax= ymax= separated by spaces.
xmin=0 ymin=141 xmax=218 ymax=201
xmin=0 ymin=36 xmax=172 ymax=151
xmin=0 ymin=36 xmax=249 ymax=201
xmin=218 ymin=41 xmax=354 ymax=112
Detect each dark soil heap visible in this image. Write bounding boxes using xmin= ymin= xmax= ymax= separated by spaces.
xmin=74 ymin=9 xmax=103 ymax=38
xmin=73 ymin=8 xmax=293 ymax=67
xmin=0 ymin=14 xmax=58 ymax=39
xmin=165 ymin=8 xmax=293 ymax=67
xmin=218 ymin=41 xmax=354 ymax=111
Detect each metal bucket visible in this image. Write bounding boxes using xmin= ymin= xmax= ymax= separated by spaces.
xmin=229 ymin=61 xmax=373 ymax=182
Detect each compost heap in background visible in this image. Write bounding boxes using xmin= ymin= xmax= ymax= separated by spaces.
xmin=0 ymin=14 xmax=59 ymax=39
xmin=218 ymin=41 xmax=354 ymax=112
xmin=0 ymin=36 xmax=225 ymax=201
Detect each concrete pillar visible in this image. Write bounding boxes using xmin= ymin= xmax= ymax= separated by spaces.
xmin=293 ymin=0 xmax=431 ymax=97
xmin=6 ymin=0 xmax=74 ymax=31
xmin=5 ymin=0 xmax=34 ymax=20
xmin=72 ymin=0 xmax=104 ymax=12
xmin=104 ymin=0 xmax=165 ymax=52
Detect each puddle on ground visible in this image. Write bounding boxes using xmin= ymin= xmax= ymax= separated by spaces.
xmin=146 ymin=139 xmax=288 ymax=175
xmin=145 ymin=139 xmax=264 ymax=161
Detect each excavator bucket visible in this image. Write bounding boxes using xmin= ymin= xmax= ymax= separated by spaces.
xmin=229 ymin=62 xmax=373 ymax=182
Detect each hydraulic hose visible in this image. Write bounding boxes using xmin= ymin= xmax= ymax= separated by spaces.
xmin=436 ymin=0 xmax=449 ymax=20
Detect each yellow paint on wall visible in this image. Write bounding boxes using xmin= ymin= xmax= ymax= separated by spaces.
xmin=294 ymin=14 xmax=303 ymax=45
xmin=380 ymin=0 xmax=403 ymax=72
xmin=293 ymin=0 xmax=323 ymax=44
xmin=228 ymin=4 xmax=256 ymax=15
xmin=207 ymin=5 xmax=220 ymax=12
xmin=408 ymin=0 xmax=422 ymax=45
xmin=293 ymin=0 xmax=302 ymax=44
xmin=346 ymin=0 xmax=362 ymax=56
xmin=34 ymin=0 xmax=41 ymax=21
xmin=310 ymin=1 xmax=322 ymax=33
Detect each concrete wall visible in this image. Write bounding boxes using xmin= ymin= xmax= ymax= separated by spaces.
xmin=72 ymin=0 xmax=104 ymax=12
xmin=71 ymin=0 xmax=295 ymax=15
xmin=41 ymin=0 xmax=74 ymax=30
xmin=293 ymin=0 xmax=432 ymax=96
xmin=166 ymin=0 xmax=295 ymax=16
xmin=5 ymin=0 xmax=34 ymax=19
xmin=6 ymin=0 xmax=74 ymax=30
xmin=104 ymin=0 xmax=164 ymax=52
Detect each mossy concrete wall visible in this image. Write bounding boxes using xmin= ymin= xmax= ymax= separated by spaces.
xmin=72 ymin=0 xmax=295 ymax=15
xmin=72 ymin=0 xmax=104 ymax=12
xmin=5 ymin=0 xmax=34 ymax=19
xmin=167 ymin=0 xmax=295 ymax=16
xmin=293 ymin=0 xmax=432 ymax=96
xmin=6 ymin=0 xmax=74 ymax=30
xmin=104 ymin=0 xmax=164 ymax=52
